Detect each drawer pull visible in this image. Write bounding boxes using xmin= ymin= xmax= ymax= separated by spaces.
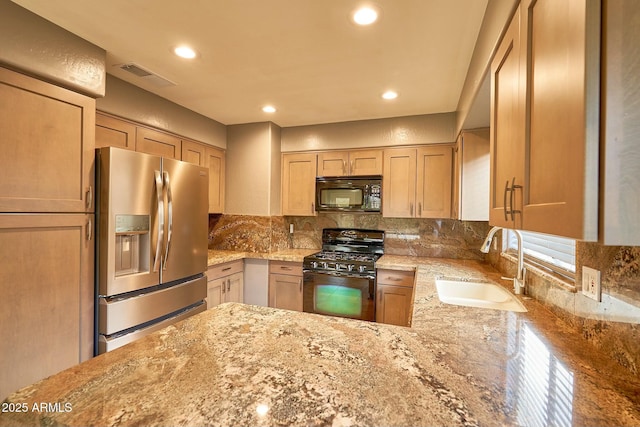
xmin=280 ymin=267 xmax=292 ymax=271
xmin=387 ymin=277 xmax=403 ymax=281
xmin=222 ymin=267 xmax=232 ymax=271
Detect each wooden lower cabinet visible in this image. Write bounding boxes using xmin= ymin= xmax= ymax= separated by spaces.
xmin=207 ymin=260 xmax=243 ymax=309
xmin=375 ymin=269 xmax=415 ymax=327
xmin=268 ymin=261 xmax=303 ymax=311
xmin=0 ymin=214 xmax=94 ymax=400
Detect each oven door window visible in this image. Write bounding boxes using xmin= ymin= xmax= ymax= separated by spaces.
xmin=303 ymin=273 xmax=375 ymax=321
xmin=319 ymin=188 xmax=363 ymax=209
xmin=315 ymin=285 xmax=362 ymax=317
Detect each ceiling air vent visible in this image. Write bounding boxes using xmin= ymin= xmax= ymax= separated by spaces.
xmin=117 ymin=63 xmax=176 ymax=87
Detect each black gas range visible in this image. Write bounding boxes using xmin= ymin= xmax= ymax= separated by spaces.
xmin=302 ymin=228 xmax=384 ymax=321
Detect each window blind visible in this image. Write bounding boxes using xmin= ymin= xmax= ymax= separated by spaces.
xmin=504 ymin=230 xmax=576 ymax=280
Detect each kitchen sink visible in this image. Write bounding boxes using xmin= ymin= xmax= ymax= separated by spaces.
xmin=435 ymin=279 xmax=527 ymax=312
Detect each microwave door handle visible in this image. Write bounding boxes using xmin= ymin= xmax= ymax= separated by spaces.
xmin=153 ymin=170 xmax=164 ymax=272
xmin=163 ymin=171 xmax=173 ymax=270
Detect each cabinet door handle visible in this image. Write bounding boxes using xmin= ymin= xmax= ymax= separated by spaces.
xmin=227 ymin=279 xmax=231 ymax=292
xmin=299 ymin=278 xmax=302 ymax=292
xmin=86 ymin=218 xmax=92 ymax=241
xmin=86 ymin=186 xmax=93 ymax=210
xmin=342 ymin=160 xmax=347 ymax=175
xmin=221 ymin=279 xmax=226 ymax=294
xmin=510 ymin=177 xmax=522 ymax=221
xmin=378 ymin=290 xmax=382 ymax=302
xmin=311 ymin=203 xmax=315 ymax=213
xmin=410 ymin=202 xmax=414 ymax=216
xmin=350 ymin=160 xmax=354 ymax=175
xmin=503 ymin=180 xmax=511 ymax=221
xmin=418 ymin=202 xmax=422 ymax=217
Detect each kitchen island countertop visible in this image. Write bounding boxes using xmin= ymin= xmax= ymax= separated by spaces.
xmin=2 ymin=257 xmax=640 ymax=426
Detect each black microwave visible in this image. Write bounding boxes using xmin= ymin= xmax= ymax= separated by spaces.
xmin=315 ymin=175 xmax=382 ymax=212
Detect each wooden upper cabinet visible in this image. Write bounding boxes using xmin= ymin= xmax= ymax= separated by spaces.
xmin=282 ymin=153 xmax=317 ymax=216
xmin=182 ymin=139 xmax=225 ymax=213
xmin=383 ymin=146 xmax=453 ymax=219
xmin=317 ymin=151 xmax=349 ymax=177
xmin=136 ymin=127 xmax=181 ymax=160
xmin=350 ymin=149 xmax=383 ymax=175
xmin=416 ymin=145 xmax=453 ymax=218
xmin=519 ymin=0 xmax=599 ymax=240
xmin=453 ymin=129 xmax=490 ymax=221
xmin=95 ymin=113 xmax=136 ymax=150
xmin=0 ymin=67 xmax=95 ymax=213
xmin=489 ymin=8 xmax=524 ymax=230
xmin=489 ymin=1 xmax=600 ymax=240
xmin=181 ymin=139 xmax=206 ymax=166
xmin=600 ymin=0 xmax=640 ymax=245
xmin=317 ymin=149 xmax=382 ymax=177
xmin=383 ymin=148 xmax=417 ymax=218
xmin=205 ymin=146 xmax=225 ymax=214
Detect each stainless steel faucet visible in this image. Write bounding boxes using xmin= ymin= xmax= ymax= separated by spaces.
xmin=480 ymin=226 xmax=526 ymax=294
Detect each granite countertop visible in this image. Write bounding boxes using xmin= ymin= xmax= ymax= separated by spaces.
xmin=2 ymin=258 xmax=640 ymax=426
xmin=207 ymin=248 xmax=318 ymax=266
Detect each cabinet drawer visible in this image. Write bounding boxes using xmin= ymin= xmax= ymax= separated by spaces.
xmin=269 ymin=261 xmax=303 ymax=276
xmin=376 ymin=269 xmax=415 ymax=288
xmin=208 ymin=260 xmax=243 ymax=280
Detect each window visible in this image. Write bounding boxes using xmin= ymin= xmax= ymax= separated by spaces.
xmin=504 ymin=230 xmax=576 ymax=280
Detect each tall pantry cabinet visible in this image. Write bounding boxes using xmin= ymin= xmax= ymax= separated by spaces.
xmin=489 ymin=0 xmax=600 ymax=240
xmin=0 ymin=67 xmax=95 ymax=400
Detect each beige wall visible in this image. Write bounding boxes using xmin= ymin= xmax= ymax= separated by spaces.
xmin=97 ymin=75 xmax=226 ymax=149
xmin=226 ymin=122 xmax=281 ymax=216
xmin=0 ymin=1 xmax=105 ymax=97
xmin=269 ymin=124 xmax=282 ymax=216
xmin=281 ymin=113 xmax=456 ymax=152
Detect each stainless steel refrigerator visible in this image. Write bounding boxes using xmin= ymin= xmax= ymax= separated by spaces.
xmin=96 ymin=147 xmax=208 ymax=354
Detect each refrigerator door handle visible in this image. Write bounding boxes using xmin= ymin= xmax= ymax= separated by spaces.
xmin=153 ymin=170 xmax=164 ymax=272
xmin=163 ymin=171 xmax=173 ymax=270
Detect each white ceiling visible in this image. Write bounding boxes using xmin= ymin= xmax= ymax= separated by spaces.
xmin=13 ymin=0 xmax=488 ymax=127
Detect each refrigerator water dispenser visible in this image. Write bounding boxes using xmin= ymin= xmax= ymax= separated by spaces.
xmin=114 ymin=215 xmax=150 ymax=276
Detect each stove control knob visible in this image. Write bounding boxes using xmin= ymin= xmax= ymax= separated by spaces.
xmin=336 ymin=263 xmax=346 ymax=271
xmin=358 ymin=265 xmax=367 ymax=273
xmin=347 ymin=264 xmax=355 ymax=272
xmin=321 ymin=262 xmax=328 ymax=269
xmin=311 ymin=261 xmax=318 ymax=269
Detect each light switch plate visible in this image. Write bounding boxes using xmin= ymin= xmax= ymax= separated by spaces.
xmin=582 ymin=266 xmax=601 ymax=302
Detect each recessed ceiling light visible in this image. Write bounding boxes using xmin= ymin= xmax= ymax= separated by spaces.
xmin=173 ymin=45 xmax=197 ymax=59
xmin=262 ymin=105 xmax=276 ymax=113
xmin=353 ymin=6 xmax=378 ymax=25
xmin=382 ymin=90 xmax=398 ymax=100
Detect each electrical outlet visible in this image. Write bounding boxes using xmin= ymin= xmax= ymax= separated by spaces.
xmin=582 ymin=266 xmax=601 ymax=302
xmin=289 ymin=223 xmax=294 ymax=234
